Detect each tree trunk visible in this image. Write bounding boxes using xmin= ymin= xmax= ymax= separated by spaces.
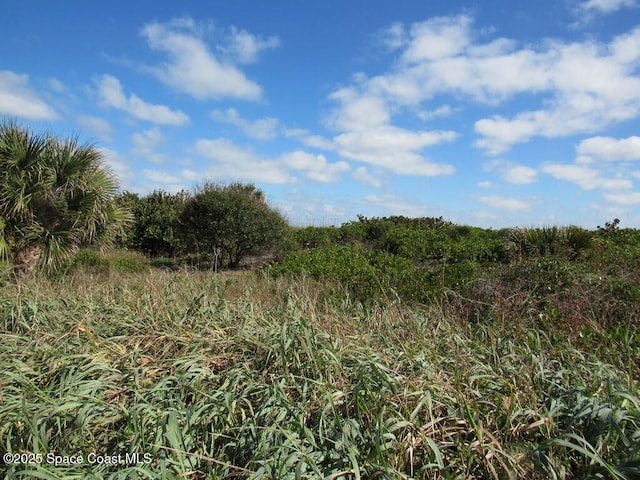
xmin=12 ymin=244 xmax=43 ymax=281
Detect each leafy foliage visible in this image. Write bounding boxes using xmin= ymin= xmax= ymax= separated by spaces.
xmin=270 ymin=216 xmax=508 ymax=304
xmin=268 ymin=216 xmax=640 ymax=335
xmin=0 ymin=120 xmax=130 ymax=278
xmin=1 ymin=269 xmax=638 ymax=478
xmin=181 ymin=182 xmax=288 ymax=268
xmin=121 ymin=190 xmax=189 ymax=257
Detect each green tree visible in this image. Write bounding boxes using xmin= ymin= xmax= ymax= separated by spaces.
xmin=0 ymin=120 xmax=131 ymax=279
xmin=181 ymin=182 xmax=287 ymax=268
xmin=125 ymin=189 xmax=189 ymax=257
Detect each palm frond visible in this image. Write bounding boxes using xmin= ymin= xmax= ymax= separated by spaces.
xmin=0 ymin=119 xmax=129 ymax=278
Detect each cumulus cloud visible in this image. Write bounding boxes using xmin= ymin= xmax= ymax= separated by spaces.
xmin=195 ymin=138 xmax=292 ymax=183
xmin=131 ymin=127 xmax=167 ymax=163
xmin=603 ymin=191 xmax=640 ymax=204
xmin=77 ymin=115 xmax=114 ymax=143
xmin=576 ymin=135 xmax=640 ymax=162
xmin=401 ymin=15 xmax=473 ymax=63
xmin=361 ymin=193 xmax=443 ymax=217
xmin=576 ymin=0 xmax=637 ymax=15
xmin=476 ymin=195 xmax=534 ymax=212
xmin=284 ymin=128 xmax=335 ymax=150
xmin=325 ymin=87 xmax=391 ymax=131
xmin=48 ymin=78 xmax=65 ymax=93
xmin=417 ymin=104 xmax=455 ymax=121
xmin=333 ymin=125 xmax=456 ymax=176
xmin=98 ymin=147 xmax=135 ymax=190
xmin=224 ymin=26 xmax=281 ymax=64
xmin=280 ymin=151 xmax=350 ymax=183
xmin=471 ymin=30 xmax=640 ymax=153
xmin=141 ymin=18 xmax=276 ymax=101
xmin=211 ymin=108 xmax=279 ymax=140
xmin=96 ymin=74 xmax=190 ymax=126
xmin=330 ymin=15 xmax=640 ymax=156
xmin=194 ymin=138 xmax=350 ymax=184
xmin=142 ymin=168 xmax=184 ymax=185
xmin=0 ymin=70 xmax=58 ymax=120
xmin=353 ymin=166 xmax=383 ymax=187
xmin=484 ymin=159 xmax=538 ymax=184
xmin=541 ymin=163 xmax=632 ymax=190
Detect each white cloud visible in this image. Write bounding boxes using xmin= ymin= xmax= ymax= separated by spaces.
xmin=224 ymin=26 xmax=280 ymax=64
xmin=576 ymin=136 xmax=640 ymax=162
xmin=325 ymin=87 xmax=391 ymax=131
xmin=603 ymin=191 xmax=640 ymax=204
xmin=194 ymin=138 xmax=351 ymax=184
xmin=484 ymin=159 xmax=538 ymax=184
xmin=195 ymin=138 xmax=292 ymax=183
xmin=300 ymin=135 xmax=335 ymax=150
xmin=503 ymin=165 xmax=538 ymax=184
xmin=361 ymin=193 xmax=442 ymax=217
xmin=211 ymin=108 xmax=279 ymax=140
xmin=472 ymin=29 xmax=640 ymax=153
xmin=541 ymin=163 xmax=632 ymax=190
xmin=329 ymin=15 xmax=640 ymax=155
xmin=77 ymin=115 xmax=114 ymax=143
xmin=98 ymin=147 xmax=135 ymax=190
xmin=417 ymin=104 xmax=455 ymax=121
xmin=353 ymin=166 xmax=383 ymax=187
xmin=284 ymin=128 xmax=335 ymax=150
xmin=141 ymin=18 xmax=269 ymax=101
xmin=333 ymin=125 xmax=456 ymax=176
xmin=577 ymin=0 xmax=637 ymax=14
xmin=142 ymin=168 xmax=184 ymax=185
xmin=476 ymin=195 xmax=534 ymax=212
xmin=401 ymin=15 xmax=473 ymax=63
xmin=96 ymin=75 xmax=190 ymax=126
xmin=131 ymin=127 xmax=166 ymax=163
xmin=280 ymin=151 xmax=350 ymax=183
xmin=0 ymin=70 xmax=58 ymax=120
xmin=378 ymin=22 xmax=406 ymax=51
xmin=48 ymin=78 xmax=65 ymax=93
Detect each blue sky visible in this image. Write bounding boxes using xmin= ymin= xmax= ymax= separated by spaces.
xmin=2 ymin=0 xmax=640 ymax=228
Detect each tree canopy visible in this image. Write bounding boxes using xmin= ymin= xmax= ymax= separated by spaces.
xmin=181 ymin=182 xmax=288 ymax=268
xmin=0 ymin=120 xmax=131 ymax=279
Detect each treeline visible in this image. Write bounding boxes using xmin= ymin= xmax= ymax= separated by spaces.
xmin=268 ymin=216 xmax=640 ymax=331
xmin=115 ymin=182 xmax=288 ymax=268
xmin=112 ymin=184 xmax=640 ymax=330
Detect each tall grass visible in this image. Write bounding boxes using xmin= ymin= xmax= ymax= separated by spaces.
xmin=1 ymin=268 xmax=638 ymax=478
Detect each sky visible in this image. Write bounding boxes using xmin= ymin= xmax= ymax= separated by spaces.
xmin=2 ymin=0 xmax=640 ymax=228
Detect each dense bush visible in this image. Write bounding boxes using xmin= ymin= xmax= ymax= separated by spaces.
xmin=270 ymin=216 xmax=509 ymax=304
xmin=181 ymin=182 xmax=288 ymax=268
xmin=115 ymin=183 xmax=289 ymax=269
xmin=120 ymin=190 xmax=188 ymax=257
xmin=268 ymin=216 xmax=640 ymax=333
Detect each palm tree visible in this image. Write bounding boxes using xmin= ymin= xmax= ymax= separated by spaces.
xmin=0 ymin=120 xmax=131 ymax=280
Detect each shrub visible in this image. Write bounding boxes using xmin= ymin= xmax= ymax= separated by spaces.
xmin=181 ymin=182 xmax=288 ymax=268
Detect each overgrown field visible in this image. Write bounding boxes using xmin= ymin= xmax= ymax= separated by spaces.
xmin=1 ymin=265 xmax=639 ymax=479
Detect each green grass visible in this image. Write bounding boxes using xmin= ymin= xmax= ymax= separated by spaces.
xmin=1 ymin=267 xmax=639 ymax=479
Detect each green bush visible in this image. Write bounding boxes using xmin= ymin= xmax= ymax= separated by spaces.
xmin=64 ymin=248 xmax=150 ymax=275
xmin=182 ymin=182 xmax=288 ymax=268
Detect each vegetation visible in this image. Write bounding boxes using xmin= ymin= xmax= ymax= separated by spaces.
xmin=268 ymin=217 xmax=640 ymax=335
xmin=0 ymin=120 xmax=130 ymax=280
xmin=116 ymin=182 xmax=288 ymax=269
xmin=1 ymin=265 xmax=638 ymax=479
xmin=181 ymin=182 xmax=288 ymax=268
xmin=120 ymin=190 xmax=188 ymax=258
xmin=1 ymin=122 xmax=638 ymax=477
